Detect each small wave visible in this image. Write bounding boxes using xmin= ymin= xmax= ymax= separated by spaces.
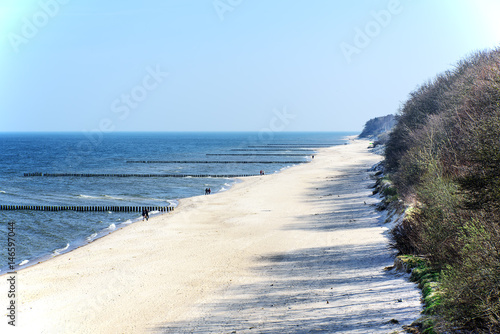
xmin=77 ymin=194 xmax=98 ymax=199
xmin=0 ymin=190 xmax=6 ymax=194
xmin=19 ymin=259 xmax=29 ymax=266
xmin=86 ymin=233 xmax=98 ymax=241
xmin=146 ymin=197 xmax=166 ymax=202
xmin=101 ymin=195 xmax=124 ymax=200
xmin=129 ymin=196 xmax=166 ymax=202
xmin=53 ymin=243 xmax=70 ymax=255
xmin=107 ymin=223 xmax=116 ymax=231
xmin=77 ymin=194 xmax=124 ymax=201
xmin=122 ymin=219 xmax=132 ymax=225
xmin=168 ymin=200 xmax=179 ymax=207
xmin=220 ymin=187 xmax=227 ymax=192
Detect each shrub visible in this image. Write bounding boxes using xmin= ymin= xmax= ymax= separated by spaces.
xmin=383 ymin=47 xmax=500 ymax=330
xmin=440 ymin=219 xmax=500 ymax=331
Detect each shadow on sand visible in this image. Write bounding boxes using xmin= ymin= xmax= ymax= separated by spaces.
xmin=153 ymin=159 xmax=421 ymax=333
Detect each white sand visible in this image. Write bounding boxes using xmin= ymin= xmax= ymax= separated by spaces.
xmin=1 ymin=139 xmax=422 ymax=333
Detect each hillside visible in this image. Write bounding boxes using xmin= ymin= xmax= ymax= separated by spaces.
xmin=383 ymin=47 xmax=500 ymax=333
xmin=359 ymin=114 xmax=396 ymax=139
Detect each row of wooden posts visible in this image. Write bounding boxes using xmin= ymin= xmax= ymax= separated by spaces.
xmin=0 ymin=205 xmax=174 ymax=212
xmin=126 ymin=160 xmax=306 ymax=164
xmin=11 ymin=147 xmax=323 ymax=214
xmin=206 ymin=153 xmax=308 ymax=156
xmin=23 ymin=173 xmax=258 ymax=178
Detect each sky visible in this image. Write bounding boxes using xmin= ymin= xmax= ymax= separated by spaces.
xmin=0 ymin=0 xmax=499 ymax=132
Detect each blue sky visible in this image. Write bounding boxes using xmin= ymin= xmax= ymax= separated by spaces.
xmin=1 ymin=0 xmax=499 ymax=132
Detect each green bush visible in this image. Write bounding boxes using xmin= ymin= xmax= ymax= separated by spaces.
xmin=440 ymin=219 xmax=500 ymax=331
xmin=383 ymin=48 xmax=500 ymax=331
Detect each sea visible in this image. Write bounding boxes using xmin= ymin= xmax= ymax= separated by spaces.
xmin=0 ymin=132 xmax=354 ymax=272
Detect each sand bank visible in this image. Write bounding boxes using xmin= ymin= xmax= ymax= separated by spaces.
xmin=2 ymin=139 xmax=421 ymax=333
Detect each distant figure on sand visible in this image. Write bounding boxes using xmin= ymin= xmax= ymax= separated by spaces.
xmin=142 ymin=208 xmax=149 ymax=221
xmin=260 ymin=170 xmax=265 ymax=175
xmin=205 ymin=188 xmax=211 ymax=195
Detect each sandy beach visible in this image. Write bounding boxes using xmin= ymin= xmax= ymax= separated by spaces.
xmin=2 ymin=139 xmax=422 ymax=333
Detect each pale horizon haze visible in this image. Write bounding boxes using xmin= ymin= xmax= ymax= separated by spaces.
xmin=1 ymin=0 xmax=499 ymax=132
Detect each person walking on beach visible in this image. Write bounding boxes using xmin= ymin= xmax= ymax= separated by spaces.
xmin=142 ymin=208 xmax=149 ymax=221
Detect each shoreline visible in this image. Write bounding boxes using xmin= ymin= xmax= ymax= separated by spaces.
xmin=1 ymin=139 xmax=422 ymax=333
xmin=0 ymin=208 xmax=167 ymax=275
xmin=0 ymin=152 xmax=310 ymax=275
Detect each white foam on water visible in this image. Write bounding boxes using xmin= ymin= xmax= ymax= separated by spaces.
xmin=77 ymin=194 xmax=124 ymax=201
xmin=145 ymin=197 xmax=166 ymax=202
xmin=102 ymin=195 xmax=124 ymax=200
xmin=86 ymin=233 xmax=98 ymax=241
xmin=19 ymin=259 xmax=29 ymax=266
xmin=53 ymin=243 xmax=70 ymax=255
xmin=77 ymin=194 xmax=97 ymax=199
xmin=107 ymin=223 xmax=116 ymax=231
xmin=168 ymin=199 xmax=179 ymax=207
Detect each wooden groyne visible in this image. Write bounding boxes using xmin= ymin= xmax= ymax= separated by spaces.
xmin=206 ymin=154 xmax=309 ymax=156
xmin=23 ymin=173 xmax=258 ymax=178
xmin=230 ymin=149 xmax=314 ymax=152
xmin=248 ymin=144 xmax=339 ymax=148
xmin=126 ymin=160 xmax=306 ymax=164
xmin=0 ymin=205 xmax=174 ymax=212
xmin=265 ymin=143 xmax=338 ymax=145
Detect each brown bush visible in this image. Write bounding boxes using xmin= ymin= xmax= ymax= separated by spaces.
xmin=383 ymin=47 xmax=500 ymax=330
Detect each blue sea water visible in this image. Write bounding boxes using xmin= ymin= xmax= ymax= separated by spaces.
xmin=0 ymin=132 xmax=354 ymax=272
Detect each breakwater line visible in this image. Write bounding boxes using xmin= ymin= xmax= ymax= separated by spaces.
xmin=206 ymin=154 xmax=310 ymax=156
xmin=248 ymin=144 xmax=339 ymax=148
xmin=23 ymin=173 xmax=259 ymax=178
xmin=230 ymin=149 xmax=314 ymax=151
xmin=0 ymin=205 xmax=174 ymax=212
xmin=126 ymin=160 xmax=307 ymax=164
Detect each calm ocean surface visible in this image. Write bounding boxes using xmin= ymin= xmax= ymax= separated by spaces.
xmin=0 ymin=132 xmax=354 ymax=272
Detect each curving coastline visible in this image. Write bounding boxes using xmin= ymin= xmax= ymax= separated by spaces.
xmin=1 ymin=139 xmax=422 ymax=333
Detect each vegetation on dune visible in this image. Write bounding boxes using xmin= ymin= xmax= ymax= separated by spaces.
xmin=381 ymin=47 xmax=500 ymax=333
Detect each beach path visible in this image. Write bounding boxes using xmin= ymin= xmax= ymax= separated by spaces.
xmin=2 ymin=140 xmax=421 ymax=333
